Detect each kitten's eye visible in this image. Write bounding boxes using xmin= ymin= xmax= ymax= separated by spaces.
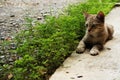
xmin=91 ymin=24 xmax=96 ymax=27
xmin=85 ymin=24 xmax=88 ymax=27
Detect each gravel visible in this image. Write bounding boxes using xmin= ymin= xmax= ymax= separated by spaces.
xmin=0 ymin=0 xmax=85 ymax=66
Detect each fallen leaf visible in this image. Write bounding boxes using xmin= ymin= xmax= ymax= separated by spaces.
xmin=8 ymin=73 xmax=13 ymax=80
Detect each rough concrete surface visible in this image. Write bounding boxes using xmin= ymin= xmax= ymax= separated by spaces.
xmin=50 ymin=7 xmax=120 ymax=80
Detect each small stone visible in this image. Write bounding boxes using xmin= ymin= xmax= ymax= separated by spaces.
xmin=10 ymin=43 xmax=17 ymax=50
xmin=107 ymin=48 xmax=111 ymax=50
xmin=66 ymin=71 xmax=69 ymax=74
xmin=37 ymin=17 xmax=42 ymax=20
xmin=10 ymin=22 xmax=13 ymax=24
xmin=77 ymin=75 xmax=83 ymax=78
xmin=10 ymin=19 xmax=14 ymax=21
xmin=78 ymin=60 xmax=82 ymax=61
xmin=12 ymin=22 xmax=16 ymax=25
xmin=0 ymin=56 xmax=5 ymax=58
xmin=9 ymin=58 xmax=13 ymax=62
xmin=1 ymin=36 xmax=5 ymax=40
xmin=1 ymin=23 xmax=5 ymax=26
xmin=0 ymin=20 xmax=5 ymax=23
xmin=36 ymin=3 xmax=39 ymax=5
xmin=54 ymin=2 xmax=57 ymax=5
xmin=70 ymin=77 xmax=75 ymax=79
xmin=6 ymin=53 xmax=10 ymax=55
xmin=5 ymin=55 xmax=10 ymax=58
xmin=43 ymin=14 xmax=49 ymax=18
xmin=10 ymin=15 xmax=15 ymax=17
xmin=15 ymin=24 xmax=19 ymax=27
xmin=0 ymin=51 xmax=4 ymax=54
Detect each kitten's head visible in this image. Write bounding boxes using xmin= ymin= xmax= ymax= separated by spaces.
xmin=83 ymin=11 xmax=105 ymax=36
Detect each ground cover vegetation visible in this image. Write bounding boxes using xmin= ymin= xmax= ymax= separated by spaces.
xmin=0 ymin=0 xmax=119 ymax=80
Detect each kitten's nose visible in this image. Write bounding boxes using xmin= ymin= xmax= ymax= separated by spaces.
xmin=88 ymin=27 xmax=92 ymax=32
xmin=88 ymin=29 xmax=91 ymax=32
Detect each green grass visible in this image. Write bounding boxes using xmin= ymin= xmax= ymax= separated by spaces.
xmin=0 ymin=0 xmax=118 ymax=80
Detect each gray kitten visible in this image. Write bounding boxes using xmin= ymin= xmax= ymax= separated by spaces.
xmin=76 ymin=11 xmax=114 ymax=56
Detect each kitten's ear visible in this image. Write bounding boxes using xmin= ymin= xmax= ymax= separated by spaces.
xmin=83 ymin=12 xmax=89 ymax=20
xmin=96 ymin=11 xmax=105 ymax=22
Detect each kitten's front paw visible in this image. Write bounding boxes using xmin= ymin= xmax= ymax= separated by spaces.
xmin=76 ymin=47 xmax=85 ymax=54
xmin=90 ymin=49 xmax=99 ymax=56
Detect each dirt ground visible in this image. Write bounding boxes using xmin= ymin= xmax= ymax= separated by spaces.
xmin=50 ymin=7 xmax=120 ymax=80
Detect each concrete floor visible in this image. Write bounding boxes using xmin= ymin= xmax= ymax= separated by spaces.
xmin=50 ymin=7 xmax=120 ymax=80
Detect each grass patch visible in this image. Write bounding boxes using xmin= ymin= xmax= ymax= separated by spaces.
xmin=0 ymin=0 xmax=118 ymax=80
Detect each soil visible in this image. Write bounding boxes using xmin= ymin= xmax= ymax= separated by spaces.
xmin=50 ymin=7 xmax=120 ymax=80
